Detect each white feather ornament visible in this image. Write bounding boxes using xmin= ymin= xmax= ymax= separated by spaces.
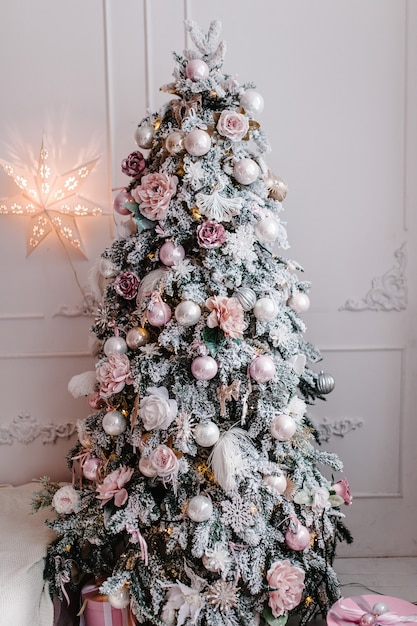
xmin=88 ymin=259 xmax=106 ymax=303
xmin=136 ymin=268 xmax=167 ymax=309
xmin=208 ymin=427 xmax=252 ymax=492
xmin=68 ymin=371 xmax=97 ymax=398
xmin=196 ymin=181 xmax=243 ymax=223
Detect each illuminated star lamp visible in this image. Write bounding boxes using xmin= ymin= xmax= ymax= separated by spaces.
xmin=0 ymin=139 xmax=103 ymax=257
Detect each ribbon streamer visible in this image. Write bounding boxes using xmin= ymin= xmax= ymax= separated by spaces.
xmin=217 ymin=380 xmax=241 ymax=415
xmin=329 ymin=597 xmax=417 ymax=626
xmin=126 ymin=524 xmax=149 ymax=566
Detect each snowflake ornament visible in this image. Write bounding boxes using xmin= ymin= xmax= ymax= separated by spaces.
xmin=220 ymin=493 xmax=255 ymax=534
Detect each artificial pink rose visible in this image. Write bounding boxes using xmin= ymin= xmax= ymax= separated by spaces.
xmin=96 ymin=465 xmax=134 ymax=506
xmin=267 ymin=559 xmax=305 ymax=617
xmin=121 ymin=151 xmax=146 ymax=178
xmin=114 ymin=271 xmax=140 ymax=300
xmin=206 ymin=296 xmax=245 ymax=339
xmin=52 ymin=485 xmax=80 ymax=514
xmin=131 ymin=172 xmax=178 ymax=221
xmin=332 ymin=478 xmax=352 ymax=505
xmin=148 ymin=444 xmax=179 ymax=478
xmin=217 ymin=110 xmax=249 ymax=142
xmin=96 ymin=353 xmax=133 ymax=399
xmin=196 ymin=221 xmax=227 ymax=249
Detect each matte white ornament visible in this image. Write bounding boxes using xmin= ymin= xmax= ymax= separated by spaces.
xmin=103 ymin=336 xmax=128 ymax=356
xmin=270 ymin=414 xmax=297 ymax=441
xmin=254 ymin=217 xmax=282 ymax=243
xmin=194 ymin=421 xmax=220 ymax=447
xmin=233 ymin=158 xmax=260 ymax=185
xmin=102 ymin=411 xmax=127 ymax=436
xmin=239 ymin=90 xmax=264 ymax=116
xmin=175 ymin=300 xmax=201 ymax=326
xmin=288 ymin=292 xmax=310 ymax=313
xmin=183 ymin=129 xmax=211 ymax=156
xmin=187 ymin=495 xmax=213 ymax=522
xmin=253 ymin=297 xmax=278 ymax=322
xmin=134 ymin=123 xmax=154 ymax=149
xmin=108 ymin=585 xmax=130 ymax=609
xmin=263 ymin=473 xmax=287 ymax=495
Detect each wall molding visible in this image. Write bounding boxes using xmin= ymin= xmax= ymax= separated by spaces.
xmin=0 ymin=412 xmax=76 ymax=445
xmin=316 ymin=417 xmax=364 ymax=442
xmin=340 ymin=243 xmax=407 ymax=312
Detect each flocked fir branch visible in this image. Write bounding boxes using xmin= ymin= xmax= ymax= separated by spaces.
xmin=38 ymin=19 xmax=353 ymax=626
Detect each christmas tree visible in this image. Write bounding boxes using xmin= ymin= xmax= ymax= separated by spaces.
xmin=35 ymin=20 xmax=352 ymax=626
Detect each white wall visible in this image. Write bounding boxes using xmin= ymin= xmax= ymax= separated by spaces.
xmin=0 ymin=0 xmax=416 ymax=556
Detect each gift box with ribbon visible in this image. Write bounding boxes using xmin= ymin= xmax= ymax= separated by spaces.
xmin=327 ymin=594 xmax=417 ymax=626
xmin=79 ymin=583 xmax=136 ymax=626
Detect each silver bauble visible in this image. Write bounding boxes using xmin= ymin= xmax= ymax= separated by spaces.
xmin=175 ymin=300 xmax=201 ymax=327
xmin=235 ymin=287 xmax=257 ymax=311
xmin=316 ymin=371 xmax=335 ymax=394
xmin=134 ymin=123 xmax=154 ymax=149
xmin=103 ymin=336 xmax=127 ymax=356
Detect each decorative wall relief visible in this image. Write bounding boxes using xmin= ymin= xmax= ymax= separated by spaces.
xmin=0 ymin=412 xmax=76 ymax=445
xmin=340 ymin=243 xmax=407 ymax=311
xmin=316 ymin=417 xmax=363 ymax=443
xmin=53 ymin=290 xmax=101 ymax=318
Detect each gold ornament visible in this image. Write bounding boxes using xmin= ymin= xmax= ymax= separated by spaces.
xmin=191 ymin=207 xmax=203 ymax=221
xmin=176 ymin=163 xmax=185 ymax=176
xmin=264 ymin=170 xmax=288 ymax=202
xmin=305 ymin=596 xmax=314 ymax=607
xmin=65 ymin=545 xmax=71 ymax=553
xmin=153 ymin=118 xmax=162 ymax=131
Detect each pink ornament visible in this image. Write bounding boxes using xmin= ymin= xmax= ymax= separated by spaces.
xmin=113 ymin=189 xmax=134 ymax=216
xmin=249 ymin=355 xmax=275 ymax=382
xmin=285 ymin=520 xmax=310 ymax=551
xmin=183 ymin=129 xmax=212 ymax=156
xmin=270 ymin=414 xmax=297 ymax=441
xmin=146 ymin=298 xmax=171 ymax=327
xmin=288 ymin=292 xmax=310 ymax=314
xmin=185 ymin=59 xmax=210 ymax=81
xmin=191 ymin=355 xmax=218 ymax=380
xmin=83 ymin=457 xmax=101 ymax=481
xmin=159 ymin=241 xmax=185 ymax=266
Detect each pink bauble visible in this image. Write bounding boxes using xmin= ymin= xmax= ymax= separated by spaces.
xmin=270 ymin=414 xmax=297 ymax=441
xmin=285 ymin=521 xmax=310 ymax=551
xmin=183 ymin=129 xmax=212 ymax=156
xmin=185 ymin=59 xmax=210 ymax=81
xmin=233 ymin=158 xmax=260 ymax=185
xmin=249 ymin=355 xmax=275 ymax=382
xmin=159 ymin=241 xmax=185 ymax=266
xmin=191 ymin=356 xmax=218 ymax=380
xmin=113 ymin=189 xmax=134 ymax=216
xmin=146 ymin=300 xmax=171 ymax=327
xmin=83 ymin=457 xmax=101 ymax=481
xmin=288 ymin=292 xmax=310 ymax=314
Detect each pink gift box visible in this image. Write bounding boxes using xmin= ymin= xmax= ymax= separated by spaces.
xmin=327 ymin=594 xmax=417 ymax=626
xmin=79 ymin=583 xmax=136 ymax=626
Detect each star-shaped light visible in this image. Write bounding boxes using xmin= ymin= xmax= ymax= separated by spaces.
xmin=0 ymin=139 xmax=103 ymax=256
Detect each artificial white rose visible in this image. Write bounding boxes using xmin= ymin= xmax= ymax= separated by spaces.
xmin=52 ymin=485 xmax=80 ymax=514
xmin=138 ymin=386 xmax=177 ymax=431
xmin=311 ymin=486 xmax=330 ymax=513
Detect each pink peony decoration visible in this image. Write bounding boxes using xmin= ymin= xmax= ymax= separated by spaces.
xmin=332 ymin=478 xmax=352 ymax=505
xmin=121 ymin=151 xmax=146 ymax=178
xmin=131 ymin=172 xmax=178 ymax=221
xmin=114 ymin=271 xmax=140 ymax=300
xmin=196 ymin=221 xmax=227 ymax=249
xmin=217 ymin=110 xmax=249 ymax=142
xmin=206 ymin=295 xmax=245 ymax=340
xmin=96 ymin=353 xmax=133 ymax=399
xmin=148 ymin=444 xmax=179 ymax=478
xmin=267 ymin=559 xmax=305 ymax=617
xmin=52 ymin=485 xmax=81 ymax=514
xmin=96 ymin=466 xmax=134 ymax=506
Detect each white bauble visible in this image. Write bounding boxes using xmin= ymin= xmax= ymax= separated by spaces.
xmin=263 ymin=473 xmax=287 ymax=495
xmin=233 ymin=158 xmax=260 ymax=185
xmin=288 ymin=292 xmax=310 ymax=314
xmin=102 ymin=411 xmax=127 ymax=436
xmin=183 ymin=129 xmax=211 ymax=156
xmin=187 ymin=495 xmax=213 ymax=522
xmin=254 ymin=217 xmax=282 ymax=243
xmin=194 ymin=421 xmax=220 ymax=447
xmin=108 ymin=585 xmax=130 ymax=609
xmin=253 ymin=297 xmax=278 ymax=322
xmin=103 ymin=336 xmax=127 ymax=356
xmin=165 ymin=130 xmax=184 ymax=154
xmin=239 ymin=90 xmax=264 ymax=116
xmin=270 ymin=414 xmax=297 ymax=441
xmin=175 ymin=300 xmax=201 ymax=327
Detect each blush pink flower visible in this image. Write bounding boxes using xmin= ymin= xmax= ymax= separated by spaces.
xmin=332 ymin=478 xmax=352 ymax=505
xmin=206 ymin=296 xmax=245 ymax=339
xmin=148 ymin=444 xmax=179 ymax=478
xmin=52 ymin=485 xmax=80 ymax=514
xmin=217 ymin=110 xmax=249 ymax=141
xmin=114 ymin=271 xmax=140 ymax=300
xmin=96 ymin=466 xmax=134 ymax=506
xmin=131 ymin=172 xmax=178 ymax=221
xmin=267 ymin=559 xmax=305 ymax=617
xmin=96 ymin=353 xmax=133 ymax=399
xmin=196 ymin=221 xmax=227 ymax=249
